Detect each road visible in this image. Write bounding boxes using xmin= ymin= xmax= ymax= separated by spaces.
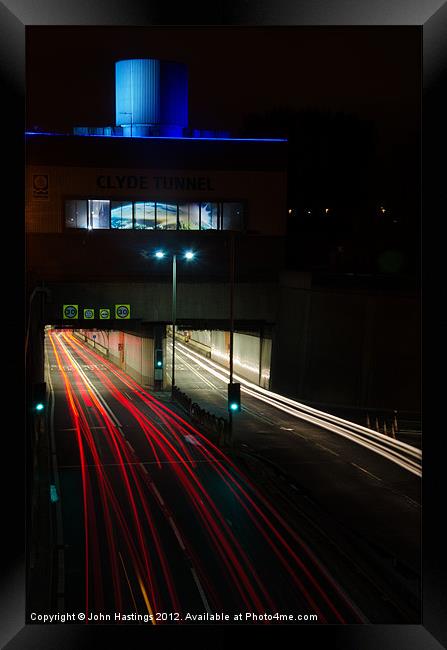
xmin=43 ymin=330 xmax=367 ymax=624
xmin=167 ymin=339 xmax=421 ymax=614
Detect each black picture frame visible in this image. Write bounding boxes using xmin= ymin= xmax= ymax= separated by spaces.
xmin=2 ymin=1 xmax=444 ymax=648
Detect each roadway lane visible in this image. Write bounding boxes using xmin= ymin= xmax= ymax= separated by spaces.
xmin=168 ymin=339 xmax=421 ymax=579
xmin=44 ymin=330 xmax=366 ymax=624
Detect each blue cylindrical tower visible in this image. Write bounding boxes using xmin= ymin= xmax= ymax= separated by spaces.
xmin=115 ymin=59 xmax=188 ymax=133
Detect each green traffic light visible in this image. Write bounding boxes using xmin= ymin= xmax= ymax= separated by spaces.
xmin=157 ymin=361 xmax=162 ymax=367
xmin=35 ymin=403 xmax=44 ymax=411
xmin=230 ymin=403 xmax=239 ymax=411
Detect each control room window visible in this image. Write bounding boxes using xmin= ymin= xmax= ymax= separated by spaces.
xmin=134 ymin=201 xmax=156 ymax=229
xmin=88 ymin=200 xmax=110 ymax=229
xmin=223 ymin=202 xmax=244 ymax=231
xmin=156 ymin=202 xmax=178 ymax=230
xmin=200 ymin=202 xmax=219 ymax=230
xmin=178 ymin=202 xmax=200 ymax=230
xmin=111 ymin=201 xmax=133 ymax=229
xmin=65 ymin=200 xmax=87 ymax=228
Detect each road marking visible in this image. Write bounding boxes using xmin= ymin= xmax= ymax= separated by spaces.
xmin=124 ymin=391 xmax=134 ymax=401
xmin=191 ymin=568 xmax=212 ymax=614
xmin=57 ymin=426 xmax=106 ymax=431
xmin=351 ymin=462 xmax=383 ymax=482
xmin=139 ymin=463 xmax=149 ymax=475
xmin=315 ymin=442 xmax=340 ymax=457
xmin=118 ymin=551 xmax=140 ymax=615
xmin=125 ymin=440 xmax=135 ymax=453
xmin=58 ymin=459 xmax=214 ymax=469
xmin=151 ymin=484 xmax=165 ymax=506
xmin=169 ymin=517 xmax=186 ymax=550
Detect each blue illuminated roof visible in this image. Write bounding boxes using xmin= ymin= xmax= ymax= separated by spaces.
xmin=25 ymin=131 xmax=287 ymax=143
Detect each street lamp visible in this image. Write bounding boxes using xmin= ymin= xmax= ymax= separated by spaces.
xmin=154 ymin=249 xmax=196 ymax=396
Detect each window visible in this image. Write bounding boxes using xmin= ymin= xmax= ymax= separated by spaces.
xmin=134 ymin=201 xmax=156 ymax=229
xmin=201 ymin=202 xmax=219 ymax=230
xmin=88 ymin=200 xmax=110 ymax=229
xmin=111 ymin=201 xmax=133 ymax=229
xmin=65 ymin=199 xmax=244 ymax=232
xmin=178 ymin=202 xmax=200 ymax=230
xmin=65 ymin=200 xmax=87 ymax=228
xmin=156 ymin=202 xmax=177 ymax=230
xmin=223 ymin=202 xmax=243 ymax=230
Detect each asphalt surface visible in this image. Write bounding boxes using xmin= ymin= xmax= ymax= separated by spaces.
xmin=41 ymin=330 xmax=372 ymax=625
xmin=169 ymin=340 xmax=421 ymax=593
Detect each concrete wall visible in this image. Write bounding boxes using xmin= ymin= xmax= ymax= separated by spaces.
xmin=270 ymin=273 xmax=421 ymax=412
xmin=42 ymin=281 xmax=279 ymax=324
xmin=78 ymin=329 xmax=155 ymax=386
xmin=187 ymin=329 xmax=272 ymax=388
xmin=26 ymin=164 xmax=287 ymax=237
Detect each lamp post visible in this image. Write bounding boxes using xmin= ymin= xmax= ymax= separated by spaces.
xmin=155 ymin=249 xmax=195 ymax=397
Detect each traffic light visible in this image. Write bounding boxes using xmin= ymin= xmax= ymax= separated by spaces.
xmin=32 ymin=382 xmax=47 ymax=413
xmin=227 ymin=382 xmax=241 ymax=412
xmin=155 ymin=349 xmax=163 ymax=369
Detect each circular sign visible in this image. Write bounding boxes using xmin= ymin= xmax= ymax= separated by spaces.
xmin=33 ymin=174 xmax=48 ymax=190
xmin=84 ymin=309 xmax=94 ymax=319
xmin=116 ymin=305 xmax=129 ymax=318
xmin=64 ymin=305 xmax=77 ymax=319
xmin=100 ymin=309 xmax=110 ymax=319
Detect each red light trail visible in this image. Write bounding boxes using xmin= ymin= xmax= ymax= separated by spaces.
xmin=47 ymin=330 xmax=365 ymax=623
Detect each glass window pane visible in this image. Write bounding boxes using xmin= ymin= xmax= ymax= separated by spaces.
xmin=88 ymin=200 xmax=110 ymax=229
xmin=178 ymin=202 xmax=200 ymax=230
xmin=156 ymin=202 xmax=177 ymax=230
xmin=65 ymin=200 xmax=87 ymax=228
xmin=201 ymin=202 xmax=218 ymax=230
xmin=223 ymin=202 xmax=243 ymax=230
xmin=134 ymin=201 xmax=156 ymax=229
xmin=111 ymin=201 xmax=133 ymax=229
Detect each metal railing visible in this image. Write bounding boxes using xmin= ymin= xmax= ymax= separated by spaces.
xmin=172 ymin=385 xmax=230 ymax=446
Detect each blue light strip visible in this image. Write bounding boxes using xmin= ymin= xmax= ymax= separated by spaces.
xmin=25 ymin=131 xmax=287 ymax=142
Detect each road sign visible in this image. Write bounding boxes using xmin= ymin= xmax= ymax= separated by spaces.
xmin=92 ymin=335 xmax=96 ymax=340
xmin=115 ymin=304 xmax=130 ymax=319
xmin=99 ymin=308 xmax=110 ymax=320
xmin=63 ymin=305 xmax=78 ymax=319
xmin=84 ymin=308 xmax=94 ymax=319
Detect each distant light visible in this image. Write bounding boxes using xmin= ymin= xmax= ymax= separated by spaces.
xmin=35 ymin=403 xmax=44 ymax=411
xmin=184 ymin=251 xmax=195 ymax=260
xmin=230 ymin=403 xmax=239 ymax=411
xmin=50 ymin=485 xmax=58 ymax=503
xmin=307 ymin=210 xmax=312 ymax=215
xmin=325 ymin=208 xmax=330 ymax=214
xmin=288 ymin=209 xmax=292 ymax=214
xmin=155 ymin=250 xmax=165 ymax=259
xmin=380 ymin=207 xmax=386 ymax=213
xmin=157 ymin=361 xmax=162 ymax=367
xmin=87 ymin=225 xmax=92 ymax=230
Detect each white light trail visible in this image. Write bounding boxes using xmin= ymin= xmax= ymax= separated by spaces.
xmin=174 ymin=340 xmax=421 ymax=477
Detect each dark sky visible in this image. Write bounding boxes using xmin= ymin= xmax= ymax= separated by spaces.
xmin=26 ymin=26 xmax=421 ymax=199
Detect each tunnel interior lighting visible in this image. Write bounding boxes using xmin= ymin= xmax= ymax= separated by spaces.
xmin=155 ymin=250 xmax=165 ymax=259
